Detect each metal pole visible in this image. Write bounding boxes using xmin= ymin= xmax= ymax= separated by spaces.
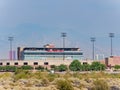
xmin=93 ymin=41 xmax=94 ymax=60
xmin=61 ymin=33 xmax=66 ymax=60
xmin=91 ymin=37 xmax=96 ymax=60
xmin=63 ymin=37 xmax=65 ymax=49
xmin=109 ymin=33 xmax=114 ymax=57
xmin=8 ymin=37 xmax=13 ymax=60
xmin=63 ymin=37 xmax=65 ymax=61
xmin=111 ymin=37 xmax=112 ymax=56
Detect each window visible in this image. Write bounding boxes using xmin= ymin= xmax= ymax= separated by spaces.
xmin=83 ymin=62 xmax=88 ymax=65
xmin=6 ymin=62 xmax=10 ymax=65
xmin=24 ymin=62 xmax=28 ymax=65
xmin=14 ymin=62 xmax=18 ymax=65
xmin=44 ymin=62 xmax=48 ymax=65
xmin=0 ymin=63 xmax=3 ymax=65
xmin=34 ymin=62 xmax=38 ymax=65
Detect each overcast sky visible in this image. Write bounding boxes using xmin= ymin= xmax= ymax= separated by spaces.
xmin=0 ymin=0 xmax=120 ymax=59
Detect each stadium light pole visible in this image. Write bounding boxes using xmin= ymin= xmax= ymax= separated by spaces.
xmin=109 ymin=33 xmax=114 ymax=57
xmin=8 ymin=37 xmax=14 ymax=60
xmin=90 ymin=37 xmax=96 ymax=60
xmin=61 ymin=32 xmax=67 ymax=60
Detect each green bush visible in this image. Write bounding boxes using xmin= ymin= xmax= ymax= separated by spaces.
xmin=90 ymin=62 xmax=106 ymax=71
xmin=20 ymin=65 xmax=33 ymax=70
xmin=5 ymin=66 xmax=18 ymax=72
xmin=0 ymin=66 xmax=18 ymax=72
xmin=114 ymin=65 xmax=120 ymax=70
xmin=0 ymin=66 xmax=5 ymax=71
xmin=58 ymin=64 xmax=68 ymax=72
xmin=50 ymin=65 xmax=56 ymax=69
xmin=35 ymin=66 xmax=44 ymax=71
xmin=69 ymin=60 xmax=81 ymax=71
xmin=56 ymin=79 xmax=74 ymax=90
xmin=81 ymin=64 xmax=91 ymax=71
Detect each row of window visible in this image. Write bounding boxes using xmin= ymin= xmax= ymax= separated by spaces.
xmin=0 ymin=62 xmax=88 ymax=66
xmin=24 ymin=53 xmax=83 ymax=55
xmin=0 ymin=62 xmax=49 ymax=66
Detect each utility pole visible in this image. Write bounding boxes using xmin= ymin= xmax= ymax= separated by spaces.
xmin=61 ymin=32 xmax=67 ymax=60
xmin=90 ymin=37 xmax=96 ymax=60
xmin=8 ymin=37 xmax=14 ymax=60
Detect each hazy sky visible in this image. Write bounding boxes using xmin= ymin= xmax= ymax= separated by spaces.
xmin=0 ymin=0 xmax=120 ymax=59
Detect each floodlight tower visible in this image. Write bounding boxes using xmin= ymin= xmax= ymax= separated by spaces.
xmin=109 ymin=33 xmax=114 ymax=57
xmin=90 ymin=37 xmax=96 ymax=60
xmin=8 ymin=37 xmax=14 ymax=60
xmin=61 ymin=32 xmax=67 ymax=60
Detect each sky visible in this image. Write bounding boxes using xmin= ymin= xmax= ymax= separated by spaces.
xmin=0 ymin=0 xmax=120 ymax=59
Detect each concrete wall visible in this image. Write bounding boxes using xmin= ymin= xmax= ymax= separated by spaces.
xmin=106 ymin=56 xmax=120 ymax=67
xmin=0 ymin=60 xmax=95 ymax=66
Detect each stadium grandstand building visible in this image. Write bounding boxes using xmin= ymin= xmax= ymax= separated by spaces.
xmin=17 ymin=44 xmax=84 ymax=60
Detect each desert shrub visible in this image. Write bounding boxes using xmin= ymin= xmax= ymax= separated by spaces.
xmin=73 ymin=72 xmax=81 ymax=78
xmin=41 ymin=78 xmax=50 ymax=86
xmin=63 ymin=71 xmax=73 ymax=79
xmin=47 ymin=73 xmax=59 ymax=82
xmin=33 ymin=71 xmax=51 ymax=80
xmin=69 ymin=78 xmax=80 ymax=88
xmin=56 ymin=79 xmax=74 ymax=90
xmin=0 ymin=72 xmax=12 ymax=78
xmin=35 ymin=66 xmax=44 ymax=71
xmin=50 ymin=65 xmax=56 ymax=69
xmin=14 ymin=70 xmax=32 ymax=80
xmin=33 ymin=71 xmax=43 ymax=79
xmin=91 ymin=79 xmax=110 ymax=90
xmin=14 ymin=69 xmax=23 ymax=75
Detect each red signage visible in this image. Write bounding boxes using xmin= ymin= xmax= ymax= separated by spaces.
xmin=47 ymin=49 xmax=64 ymax=52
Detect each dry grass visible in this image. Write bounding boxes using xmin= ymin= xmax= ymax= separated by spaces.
xmin=0 ymin=71 xmax=119 ymax=89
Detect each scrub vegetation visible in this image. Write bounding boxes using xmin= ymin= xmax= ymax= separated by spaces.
xmin=0 ymin=60 xmax=119 ymax=90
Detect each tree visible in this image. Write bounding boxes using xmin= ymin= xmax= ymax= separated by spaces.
xmin=58 ymin=64 xmax=68 ymax=72
xmin=100 ymin=64 xmax=106 ymax=71
xmin=90 ymin=62 xmax=106 ymax=71
xmin=81 ymin=64 xmax=91 ymax=71
xmin=69 ymin=60 xmax=81 ymax=71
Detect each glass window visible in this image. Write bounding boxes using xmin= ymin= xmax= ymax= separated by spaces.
xmin=14 ymin=62 xmax=18 ymax=65
xmin=6 ymin=62 xmax=10 ymax=65
xmin=44 ymin=62 xmax=48 ymax=65
xmin=0 ymin=63 xmax=3 ymax=65
xmin=34 ymin=62 xmax=38 ymax=65
xmin=24 ymin=62 xmax=28 ymax=65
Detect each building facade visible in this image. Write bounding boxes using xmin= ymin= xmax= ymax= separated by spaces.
xmin=17 ymin=46 xmax=84 ymax=60
xmin=105 ymin=56 xmax=120 ymax=67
